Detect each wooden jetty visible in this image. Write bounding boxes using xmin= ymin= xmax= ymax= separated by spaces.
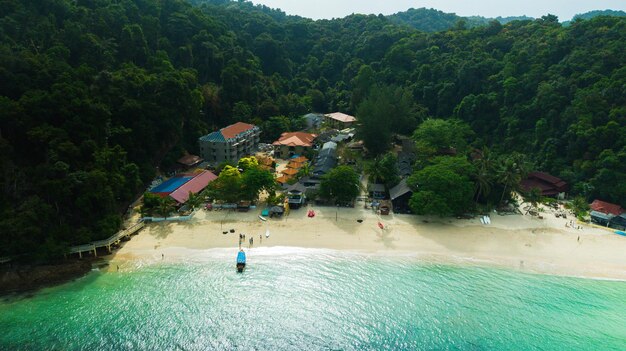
xmin=68 ymin=222 xmax=145 ymax=258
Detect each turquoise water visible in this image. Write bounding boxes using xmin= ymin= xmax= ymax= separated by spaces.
xmin=1 ymin=248 xmax=626 ymax=350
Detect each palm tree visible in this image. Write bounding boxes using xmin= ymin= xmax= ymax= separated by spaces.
xmin=473 ymin=148 xmax=494 ymax=203
xmin=523 ymin=187 xmax=543 ymax=215
xmin=297 ymin=162 xmax=312 ymax=178
xmin=185 ymin=191 xmax=203 ymax=211
xmin=156 ymin=196 xmax=176 ymax=218
xmin=497 ymin=153 xmax=529 ymax=205
xmin=365 ymin=156 xmax=385 ymax=184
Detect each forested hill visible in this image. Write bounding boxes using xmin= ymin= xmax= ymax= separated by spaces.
xmin=386 ymin=8 xmax=534 ymax=32
xmin=1 ymin=0 xmax=625 ymax=260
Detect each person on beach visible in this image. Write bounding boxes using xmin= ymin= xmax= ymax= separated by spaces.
xmin=577 ymin=236 xmax=580 ymax=242
xmin=259 ymin=234 xmax=262 ymax=243
xmin=249 ymin=237 xmax=253 ymax=247
xmin=162 ymin=253 xmax=164 ymax=260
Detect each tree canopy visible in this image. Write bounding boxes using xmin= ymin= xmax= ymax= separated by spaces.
xmin=1 ymin=0 xmax=625 ymax=260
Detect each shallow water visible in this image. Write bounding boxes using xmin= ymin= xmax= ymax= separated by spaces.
xmin=1 ymin=248 xmax=625 ymax=350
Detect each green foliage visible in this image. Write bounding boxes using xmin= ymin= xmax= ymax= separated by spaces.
xmin=1 ymin=0 xmax=625 ymax=260
xmin=156 ymin=196 xmax=176 ymax=218
xmin=357 ymin=85 xmax=421 ymax=156
xmin=413 ymin=119 xmax=474 ymax=158
xmin=366 ymin=153 xmax=400 ymax=188
xmin=570 ymin=196 xmax=590 ymax=217
xmin=241 ymin=167 xmax=277 ymax=201
xmin=408 ymin=157 xmax=475 ymax=216
xmin=238 ymin=156 xmax=260 ymax=172
xmin=209 ymin=165 xmax=243 ymax=203
xmin=522 ymin=187 xmax=544 ymax=215
xmin=141 ymin=192 xmax=161 ymax=217
xmin=320 ymin=166 xmax=361 ymax=204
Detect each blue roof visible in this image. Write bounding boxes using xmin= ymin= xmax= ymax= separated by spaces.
xmin=150 ymin=176 xmax=194 ymax=193
xmin=199 ymin=131 xmax=225 ymax=142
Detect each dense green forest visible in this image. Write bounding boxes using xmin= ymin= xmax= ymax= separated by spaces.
xmin=0 ymin=0 xmax=624 ymax=260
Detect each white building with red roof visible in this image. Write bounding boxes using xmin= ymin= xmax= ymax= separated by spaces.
xmin=272 ymin=132 xmax=317 ymax=159
xmin=198 ymin=122 xmax=261 ymax=164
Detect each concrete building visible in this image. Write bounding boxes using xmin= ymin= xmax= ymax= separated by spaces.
xmin=198 ymin=122 xmax=261 ymax=165
xmin=272 ymin=132 xmax=317 ymax=159
xmin=324 ymin=112 xmax=357 ymax=128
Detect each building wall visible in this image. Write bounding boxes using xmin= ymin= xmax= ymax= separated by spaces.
xmin=199 ymin=126 xmax=261 ymax=164
xmin=274 ymin=145 xmax=309 ymax=159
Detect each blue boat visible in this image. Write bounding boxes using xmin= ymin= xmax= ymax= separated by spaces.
xmin=236 ymin=250 xmax=246 ymax=272
xmin=615 ymin=230 xmax=626 ymax=237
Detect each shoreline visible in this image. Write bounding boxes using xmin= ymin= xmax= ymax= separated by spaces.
xmin=106 ymin=204 xmax=626 ymax=281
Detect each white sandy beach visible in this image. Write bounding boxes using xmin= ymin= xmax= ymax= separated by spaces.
xmin=109 ymin=204 xmax=626 ymax=280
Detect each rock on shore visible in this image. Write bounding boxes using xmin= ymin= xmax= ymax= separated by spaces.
xmin=0 ymin=260 xmax=92 ymax=295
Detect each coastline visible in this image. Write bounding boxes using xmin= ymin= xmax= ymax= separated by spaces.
xmin=108 ymin=205 xmax=626 ymax=280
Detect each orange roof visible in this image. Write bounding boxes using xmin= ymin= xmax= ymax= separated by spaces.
xmin=282 ymin=168 xmax=299 ymax=176
xmin=272 ymin=132 xmax=317 ymax=147
xmin=291 ymin=156 xmax=308 ymax=163
xmin=287 ymin=161 xmax=304 ymax=169
xmin=590 ymin=200 xmax=624 ymax=216
xmin=276 ymin=175 xmax=291 ymax=184
xmin=325 ymin=112 xmax=356 ymax=123
xmin=221 ymin=122 xmax=256 ymax=139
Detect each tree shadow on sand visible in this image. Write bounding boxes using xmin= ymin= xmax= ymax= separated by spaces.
xmin=150 ymin=222 xmax=174 ymax=239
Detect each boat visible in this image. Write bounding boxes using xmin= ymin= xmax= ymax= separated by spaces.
xmin=615 ymin=231 xmax=626 ymax=237
xmin=236 ymin=250 xmax=246 ymax=273
xmin=258 ymin=215 xmax=267 ymax=221
xmin=307 ymin=210 xmax=315 ymax=218
xmin=265 ymin=229 xmax=270 ymax=238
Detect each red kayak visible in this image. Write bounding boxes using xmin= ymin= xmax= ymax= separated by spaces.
xmin=307 ymin=210 xmax=315 ymax=218
xmin=378 ymin=222 xmax=384 ymax=229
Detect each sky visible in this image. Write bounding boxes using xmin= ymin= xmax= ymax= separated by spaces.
xmin=250 ymin=0 xmax=626 ymax=21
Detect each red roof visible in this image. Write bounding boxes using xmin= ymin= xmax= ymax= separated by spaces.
xmin=590 ymin=200 xmax=624 ymax=216
xmin=527 ymin=172 xmax=567 ymax=190
xmin=272 ymin=132 xmax=317 ymax=147
xmin=521 ymin=172 xmax=568 ymax=196
xmin=169 ymin=170 xmax=217 ymax=204
xmin=221 ymin=122 xmax=255 ymax=139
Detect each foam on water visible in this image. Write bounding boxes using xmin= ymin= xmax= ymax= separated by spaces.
xmin=1 ymin=249 xmax=626 ymax=350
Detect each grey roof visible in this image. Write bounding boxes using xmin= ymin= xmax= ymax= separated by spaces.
xmin=313 ymin=156 xmax=337 ymax=176
xmin=322 ymin=141 xmax=337 ymax=150
xmin=368 ymin=183 xmax=385 ymax=192
xmin=285 ymin=182 xmax=307 ymax=194
xmin=590 ymin=211 xmax=614 ymax=220
xmin=389 ymin=179 xmax=412 ymax=201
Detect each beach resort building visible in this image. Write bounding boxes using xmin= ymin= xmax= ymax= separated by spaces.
xmin=149 ymin=170 xmax=217 ymax=204
xmin=389 ymin=179 xmax=413 ymax=214
xmin=324 ymin=112 xmax=357 ymax=128
xmin=590 ymin=199 xmax=626 ymax=229
xmin=520 ymin=172 xmax=568 ymax=199
xmin=312 ymin=141 xmax=337 ymax=178
xmin=272 ymin=132 xmax=317 ymax=159
xmin=198 ymin=122 xmax=261 ymax=165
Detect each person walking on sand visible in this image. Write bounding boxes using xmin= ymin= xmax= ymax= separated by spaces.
xmin=260 ymin=234 xmax=262 ymax=244
xmin=162 ymin=253 xmax=164 ymax=260
xmin=577 ymin=236 xmax=580 ymax=242
xmin=249 ymin=237 xmax=253 ymax=247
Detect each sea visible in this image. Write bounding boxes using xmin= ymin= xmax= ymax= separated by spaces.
xmin=1 ymin=248 xmax=625 ymax=350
